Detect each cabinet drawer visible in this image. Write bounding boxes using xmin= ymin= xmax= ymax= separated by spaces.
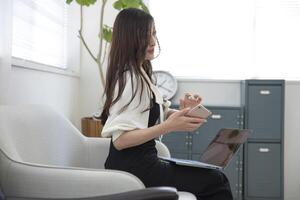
xmin=162 ymin=132 xmax=189 ymax=153
xmin=192 ymin=108 xmax=242 ymax=154
xmin=247 ymin=85 xmax=283 ymax=140
xmin=246 ymin=143 xmax=281 ymax=198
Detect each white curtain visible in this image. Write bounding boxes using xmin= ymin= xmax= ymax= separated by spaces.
xmin=0 ymin=0 xmax=12 ymax=105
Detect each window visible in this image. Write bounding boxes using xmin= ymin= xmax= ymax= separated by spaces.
xmin=150 ymin=0 xmax=300 ymax=80
xmin=12 ymin=0 xmax=68 ymax=69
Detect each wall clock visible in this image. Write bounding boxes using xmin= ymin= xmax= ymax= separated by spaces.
xmin=153 ymin=70 xmax=178 ymax=100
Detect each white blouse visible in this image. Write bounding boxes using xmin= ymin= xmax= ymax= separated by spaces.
xmin=101 ymin=68 xmax=171 ymax=141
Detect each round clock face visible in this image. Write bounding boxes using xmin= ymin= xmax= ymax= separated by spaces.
xmin=153 ymin=70 xmax=178 ymax=100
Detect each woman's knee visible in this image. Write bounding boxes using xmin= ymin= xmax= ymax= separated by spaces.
xmin=205 ymin=169 xmax=229 ymax=188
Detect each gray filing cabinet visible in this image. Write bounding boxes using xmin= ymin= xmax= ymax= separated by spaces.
xmin=242 ymin=80 xmax=284 ymax=200
xmin=162 ymin=106 xmax=244 ymax=200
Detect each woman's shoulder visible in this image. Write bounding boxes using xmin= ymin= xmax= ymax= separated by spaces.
xmin=123 ymin=70 xmax=147 ymax=90
xmin=111 ymin=70 xmax=151 ymax=112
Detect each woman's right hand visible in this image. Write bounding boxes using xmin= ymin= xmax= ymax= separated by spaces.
xmin=162 ymin=107 xmax=207 ymax=133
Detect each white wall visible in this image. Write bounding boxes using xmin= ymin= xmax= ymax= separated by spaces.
xmin=173 ymin=79 xmax=241 ymax=106
xmin=8 ymin=66 xmax=80 ymax=126
xmin=284 ymin=82 xmax=300 ymax=200
xmin=0 ymin=0 xmax=12 ymax=105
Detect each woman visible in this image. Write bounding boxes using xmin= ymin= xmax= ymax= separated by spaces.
xmin=101 ymin=8 xmax=233 ymax=200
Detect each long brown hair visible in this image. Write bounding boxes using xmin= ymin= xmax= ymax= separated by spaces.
xmin=101 ymin=8 xmax=155 ymax=122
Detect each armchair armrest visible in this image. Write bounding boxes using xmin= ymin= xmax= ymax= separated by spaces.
xmin=84 ymin=137 xmax=110 ymax=169
xmin=155 ymin=140 xmax=171 ymax=158
xmin=4 ymin=159 xmax=145 ymax=199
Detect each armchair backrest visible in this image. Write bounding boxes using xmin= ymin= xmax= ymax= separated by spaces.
xmin=0 ymin=105 xmax=89 ymax=167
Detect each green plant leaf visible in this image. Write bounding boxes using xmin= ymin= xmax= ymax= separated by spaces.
xmin=75 ymin=0 xmax=97 ymax=6
xmin=102 ymin=25 xmax=112 ymax=43
xmin=122 ymin=0 xmax=140 ymax=9
xmin=113 ymin=0 xmax=123 ymax=10
xmin=113 ymin=0 xmax=149 ymax=13
xmin=66 ymin=0 xmax=74 ymax=4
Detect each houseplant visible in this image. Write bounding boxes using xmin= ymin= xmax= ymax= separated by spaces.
xmin=66 ymin=0 xmax=149 ymax=136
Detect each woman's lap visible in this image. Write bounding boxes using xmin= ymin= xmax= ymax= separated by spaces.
xmin=136 ymin=160 xmax=233 ymax=200
xmin=169 ymin=164 xmax=233 ymax=200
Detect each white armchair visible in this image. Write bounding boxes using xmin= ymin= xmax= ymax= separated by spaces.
xmin=0 ymin=105 xmax=196 ymax=200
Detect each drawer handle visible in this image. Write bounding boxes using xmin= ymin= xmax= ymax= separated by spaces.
xmin=259 ymin=148 xmax=270 ymax=153
xmin=260 ymin=90 xmax=271 ymax=95
xmin=211 ymin=114 xmax=222 ymax=119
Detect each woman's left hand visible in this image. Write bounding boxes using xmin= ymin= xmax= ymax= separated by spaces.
xmin=180 ymin=93 xmax=202 ymax=109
